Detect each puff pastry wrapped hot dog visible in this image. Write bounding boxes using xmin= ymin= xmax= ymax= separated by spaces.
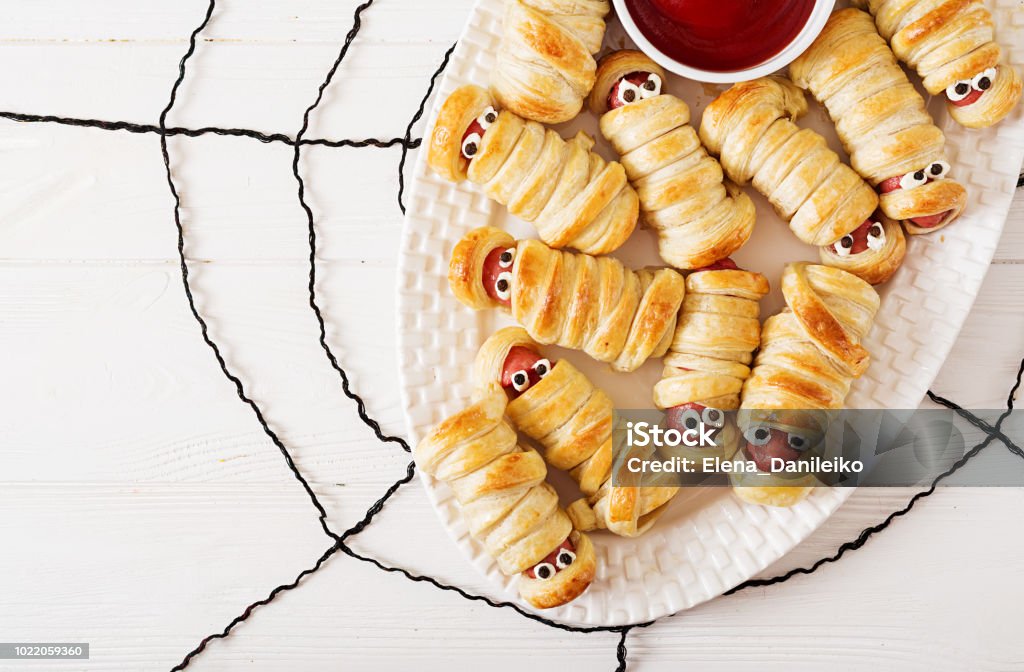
xmin=492 ymin=0 xmax=610 ymax=124
xmin=450 ymin=226 xmax=686 ymax=372
xmin=699 ymin=77 xmax=899 ymax=285
xmin=791 ymin=9 xmax=968 ymax=238
xmin=414 ymin=389 xmax=596 ymax=608
xmin=853 ymin=0 xmax=1022 ymax=128
xmin=586 ymin=50 xmax=756 ymax=270
xmin=428 ymin=85 xmax=638 ymax=255
xmin=653 ymin=259 xmax=770 ymax=463
xmin=475 ymin=327 xmax=680 ymax=537
xmin=734 ymin=263 xmax=880 ymax=507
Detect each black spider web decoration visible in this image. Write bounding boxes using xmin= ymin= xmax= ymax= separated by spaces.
xmin=3 ymin=1 xmax=1023 ymax=669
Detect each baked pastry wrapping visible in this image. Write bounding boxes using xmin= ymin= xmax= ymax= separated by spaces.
xmin=475 ymin=326 xmax=679 ymax=537
xmin=587 ymin=50 xmax=756 ymax=270
xmin=491 ymin=0 xmax=610 ymax=124
xmin=414 ymin=389 xmax=596 ymax=609
xmin=449 ymin=226 xmax=686 ymax=372
xmin=428 ymin=85 xmax=638 ymax=255
xmin=790 ymin=8 xmax=967 ymax=239
xmin=852 ymin=0 xmax=1022 ymax=128
xmin=734 ymin=262 xmax=880 ymax=507
xmin=653 ymin=260 xmax=770 ymax=463
xmin=699 ymin=77 xmax=892 ymax=284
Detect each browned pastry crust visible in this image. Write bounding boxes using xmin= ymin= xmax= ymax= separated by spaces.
xmin=428 ymin=85 xmax=638 ymax=255
xmin=790 ymin=9 xmax=967 ymax=237
xmin=699 ymin=77 xmax=880 ymax=250
xmin=450 ymin=226 xmax=686 ymax=372
xmin=653 ymin=267 xmax=770 ymax=462
xmin=475 ymin=327 xmax=679 ymax=537
xmin=734 ymin=263 xmax=880 ymax=507
xmin=587 ymin=50 xmax=756 ymax=270
xmin=852 ymin=0 xmax=1022 ymax=128
xmin=414 ymin=389 xmax=596 ymax=608
xmin=491 ymin=0 xmax=610 ymax=124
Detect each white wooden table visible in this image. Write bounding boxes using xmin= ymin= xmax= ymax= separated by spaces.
xmin=1 ymin=1 xmax=1022 ymax=669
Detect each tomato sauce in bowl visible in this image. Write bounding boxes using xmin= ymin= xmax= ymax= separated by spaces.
xmin=624 ymin=0 xmax=816 ymax=73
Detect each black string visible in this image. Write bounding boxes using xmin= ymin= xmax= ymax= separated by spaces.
xmin=292 ymin=0 xmax=415 ymax=455
xmin=0 ymin=110 xmax=419 ymax=149
xmin=397 ymin=42 xmax=457 ymax=215
xmin=615 ymin=629 xmax=630 ymax=672
xmin=157 ymin=0 xmax=341 ymax=543
xmin=170 ymin=541 xmax=342 ymax=671
xmin=4 ymin=0 xmax=1018 ymax=668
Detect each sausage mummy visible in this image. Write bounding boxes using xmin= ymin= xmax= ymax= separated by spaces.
xmin=734 ymin=263 xmax=880 ymax=507
xmin=699 ymin=77 xmax=898 ymax=285
xmin=653 ymin=260 xmax=770 ymax=463
xmin=790 ymin=9 xmax=968 ymax=237
xmin=449 ymin=226 xmax=686 ymax=372
xmin=428 ymin=85 xmax=639 ymax=256
xmin=414 ymin=389 xmax=597 ymax=609
xmin=587 ymin=50 xmax=756 ymax=270
xmin=852 ymin=0 xmax=1022 ymax=129
xmin=492 ymin=0 xmax=610 ymax=124
xmin=475 ymin=327 xmax=680 ymax=537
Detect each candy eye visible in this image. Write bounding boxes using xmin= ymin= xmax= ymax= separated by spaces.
xmin=533 ymin=562 xmax=556 ymax=580
xmin=971 ymin=68 xmax=996 ymax=92
xmin=679 ymin=409 xmax=701 ymax=432
xmin=866 ymin=222 xmax=886 ymax=251
xmin=478 ymin=106 xmax=498 ymax=129
xmin=555 ymin=549 xmax=575 ymax=569
xmin=532 ymin=358 xmax=551 ymax=378
xmin=701 ymin=407 xmax=725 ymax=429
xmin=617 ymin=80 xmax=641 ymax=106
xmin=927 ymin=160 xmax=950 ymax=179
xmin=640 ymin=73 xmax=662 ymax=98
xmin=946 ymin=79 xmax=972 ymax=101
xmin=834 ymin=234 xmax=854 ymax=257
xmin=510 ymin=370 xmax=530 ymax=392
xmin=498 ymin=247 xmax=515 ymax=268
xmin=744 ymin=426 xmax=771 ymax=446
xmin=461 ymin=132 xmax=482 ymax=159
xmin=899 ymin=169 xmax=928 ymax=190
xmin=494 ymin=271 xmax=512 ymax=301
xmin=787 ymin=433 xmax=808 ymax=452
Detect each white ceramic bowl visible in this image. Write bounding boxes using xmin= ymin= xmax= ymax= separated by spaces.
xmin=612 ymin=0 xmax=837 ymax=83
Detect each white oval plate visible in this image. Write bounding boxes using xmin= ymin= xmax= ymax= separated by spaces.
xmin=396 ymin=0 xmax=1024 ymax=626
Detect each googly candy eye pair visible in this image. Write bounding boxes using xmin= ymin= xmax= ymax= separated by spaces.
xmin=493 ymin=247 xmax=515 ymax=301
xmin=675 ymin=406 xmax=726 ymax=430
xmin=460 ymin=106 xmax=499 ymax=159
xmin=833 ymin=221 xmax=886 ymax=257
xmin=509 ymin=358 xmax=551 ymax=393
xmin=743 ymin=426 xmax=811 ymax=452
xmin=531 ymin=549 xmax=576 ymax=581
xmin=945 ymin=67 xmax=997 ymax=102
xmin=615 ymin=72 xmax=662 ymax=107
xmin=898 ymin=160 xmax=951 ymax=190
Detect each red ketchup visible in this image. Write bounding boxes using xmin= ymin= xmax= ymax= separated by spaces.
xmin=625 ymin=0 xmax=815 ymax=72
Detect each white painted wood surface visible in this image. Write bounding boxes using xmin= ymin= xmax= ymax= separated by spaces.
xmin=0 ymin=1 xmax=1021 ymax=670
